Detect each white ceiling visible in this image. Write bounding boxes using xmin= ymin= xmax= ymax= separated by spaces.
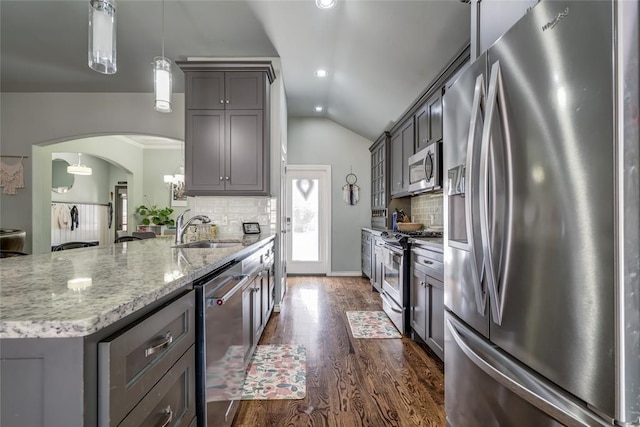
xmin=0 ymin=0 xmax=470 ymax=141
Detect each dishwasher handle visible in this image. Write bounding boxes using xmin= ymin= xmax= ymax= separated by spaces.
xmin=207 ymin=274 xmax=250 ymax=306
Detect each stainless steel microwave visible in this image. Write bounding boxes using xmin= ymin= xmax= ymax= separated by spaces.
xmin=407 ymin=142 xmax=442 ymax=194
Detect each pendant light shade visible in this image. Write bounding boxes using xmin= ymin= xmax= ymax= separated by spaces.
xmin=154 ymin=57 xmax=172 ymax=113
xmin=67 ymin=154 xmax=93 ymax=176
xmin=88 ymin=0 xmax=117 ymax=74
xmin=315 ymin=0 xmax=337 ymax=9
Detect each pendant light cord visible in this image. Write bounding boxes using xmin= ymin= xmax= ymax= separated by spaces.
xmin=161 ymin=0 xmax=165 ymax=59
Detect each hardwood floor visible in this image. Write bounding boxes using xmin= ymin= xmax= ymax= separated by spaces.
xmin=233 ymin=276 xmax=445 ymax=427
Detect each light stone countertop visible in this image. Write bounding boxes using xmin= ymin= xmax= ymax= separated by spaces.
xmin=0 ymin=233 xmax=275 ymax=339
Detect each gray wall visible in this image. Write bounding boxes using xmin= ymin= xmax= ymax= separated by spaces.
xmin=0 ymin=92 xmax=185 ymax=253
xmin=142 ymin=147 xmax=189 ymax=218
xmin=288 ymin=117 xmax=371 ymax=274
xmin=51 ymin=153 xmax=111 ymax=204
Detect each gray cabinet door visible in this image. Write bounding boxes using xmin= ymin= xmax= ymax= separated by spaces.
xmin=400 ymin=118 xmax=415 ymax=194
xmin=427 ymin=92 xmax=443 ymax=144
xmin=390 ymin=131 xmax=403 ymax=195
xmin=415 ymin=102 xmax=429 ymax=152
xmin=185 ymin=110 xmax=225 ymax=193
xmin=225 ymin=110 xmax=265 ymax=192
xmin=186 ymin=72 xmax=224 ymax=110
xmin=225 ymin=72 xmax=264 ymax=109
xmin=410 ymin=266 xmax=427 ymax=341
xmin=426 ymin=276 xmax=444 ymax=360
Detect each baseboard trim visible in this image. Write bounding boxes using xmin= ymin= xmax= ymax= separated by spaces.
xmin=327 ymin=271 xmax=363 ymax=277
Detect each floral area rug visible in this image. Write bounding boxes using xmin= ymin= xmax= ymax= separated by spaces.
xmin=206 ymin=344 xmax=306 ymax=401
xmin=346 ymin=311 xmax=402 ymax=338
xmin=242 ymin=344 xmax=306 ymax=400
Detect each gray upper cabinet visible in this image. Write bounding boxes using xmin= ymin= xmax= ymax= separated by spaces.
xmin=186 ymin=71 xmax=264 ymax=110
xmin=226 ymin=72 xmax=264 ymax=109
xmin=415 ymin=89 xmax=443 ymax=152
xmin=186 ymin=72 xmax=225 ymax=109
xmin=178 ymin=61 xmax=276 ymax=196
xmin=390 ymin=118 xmax=415 ymax=197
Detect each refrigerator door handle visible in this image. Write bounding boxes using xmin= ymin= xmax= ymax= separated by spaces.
xmin=479 ymin=60 xmax=511 ymax=325
xmin=464 ymin=73 xmax=488 ymax=316
xmin=446 ymin=315 xmax=610 ymax=427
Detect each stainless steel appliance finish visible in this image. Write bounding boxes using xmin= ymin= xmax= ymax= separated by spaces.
xmin=443 ymin=1 xmax=639 ymax=425
xmin=195 ymin=262 xmax=248 ymax=427
xmin=379 ymin=243 xmax=406 ymax=334
xmin=407 ymin=142 xmax=442 ymax=194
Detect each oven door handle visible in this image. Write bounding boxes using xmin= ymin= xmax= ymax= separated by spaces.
xmin=380 ymin=292 xmax=403 ymax=314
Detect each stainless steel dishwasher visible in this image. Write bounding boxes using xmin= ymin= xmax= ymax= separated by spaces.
xmin=195 ymin=261 xmax=249 ymax=427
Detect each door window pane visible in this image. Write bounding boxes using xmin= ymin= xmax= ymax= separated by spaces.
xmin=291 ymin=179 xmax=319 ymax=261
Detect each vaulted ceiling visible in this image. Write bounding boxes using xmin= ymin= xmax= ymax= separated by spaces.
xmin=0 ymin=0 xmax=470 ymax=141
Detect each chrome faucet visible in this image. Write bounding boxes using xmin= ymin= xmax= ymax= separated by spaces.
xmin=175 ymin=209 xmax=211 ymax=245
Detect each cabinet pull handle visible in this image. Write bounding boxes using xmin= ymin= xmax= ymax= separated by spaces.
xmin=225 ymin=177 xmax=230 ymax=180
xmin=220 ymin=176 xmax=223 ymax=180
xmin=145 ymin=332 xmax=173 ymax=357
xmin=226 ymin=100 xmax=230 ymax=103
xmin=219 ymin=99 xmax=224 ymax=104
xmin=159 ymin=405 xmax=173 ymax=427
xmin=423 ymin=260 xmax=433 ymax=265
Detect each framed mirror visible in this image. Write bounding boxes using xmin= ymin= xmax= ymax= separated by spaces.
xmin=52 ymin=158 xmax=75 ymax=193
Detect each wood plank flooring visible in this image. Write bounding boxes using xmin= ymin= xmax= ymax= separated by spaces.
xmin=233 ymin=276 xmax=445 ymax=427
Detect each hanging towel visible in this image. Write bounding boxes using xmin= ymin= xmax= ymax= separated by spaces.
xmin=0 ymin=158 xmax=25 ymax=195
xmin=70 ymin=205 xmax=79 ymax=230
xmin=342 ymin=183 xmax=360 ymax=206
xmin=53 ymin=204 xmax=71 ymax=229
xmin=107 ymin=202 xmax=113 ymax=229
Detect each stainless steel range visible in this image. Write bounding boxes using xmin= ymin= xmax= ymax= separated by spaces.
xmin=379 ymin=230 xmax=443 ymax=334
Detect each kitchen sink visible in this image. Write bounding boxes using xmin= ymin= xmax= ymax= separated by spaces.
xmin=173 ymin=240 xmax=242 ymax=249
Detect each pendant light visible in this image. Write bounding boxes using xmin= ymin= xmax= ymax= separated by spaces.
xmin=154 ymin=0 xmax=172 ymax=113
xmin=315 ymin=0 xmax=337 ymax=9
xmin=67 ymin=154 xmax=93 ymax=176
xmin=88 ymin=0 xmax=117 ymax=74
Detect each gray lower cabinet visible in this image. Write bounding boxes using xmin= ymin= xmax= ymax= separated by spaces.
xmin=98 ymin=291 xmax=196 ymax=426
xmin=242 ymin=241 xmax=275 ymax=365
xmin=372 ymin=237 xmax=384 ymax=293
xmin=117 ymin=346 xmax=196 ymax=427
xmin=410 ymin=246 xmax=445 ymax=360
xmin=361 ymin=230 xmax=372 ymax=279
xmin=0 ymin=289 xmax=196 ymax=427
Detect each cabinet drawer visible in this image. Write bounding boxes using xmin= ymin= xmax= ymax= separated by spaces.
xmin=99 ymin=291 xmax=195 ymax=426
xmin=412 ymin=248 xmax=444 ymax=282
xmin=118 ymin=345 xmax=196 ymax=427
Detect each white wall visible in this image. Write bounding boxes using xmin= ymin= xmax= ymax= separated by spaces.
xmin=288 ymin=118 xmax=371 ymax=274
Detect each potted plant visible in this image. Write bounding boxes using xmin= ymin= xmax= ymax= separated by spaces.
xmin=135 ymin=205 xmax=175 ymax=234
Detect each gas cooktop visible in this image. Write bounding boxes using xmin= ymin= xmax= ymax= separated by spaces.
xmin=380 ymin=230 xmax=443 ymax=249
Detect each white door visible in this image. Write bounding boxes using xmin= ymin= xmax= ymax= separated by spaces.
xmin=286 ymin=165 xmax=331 ymax=274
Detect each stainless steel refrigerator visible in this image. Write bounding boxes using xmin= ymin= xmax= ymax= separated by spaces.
xmin=442 ymin=1 xmax=639 ymax=425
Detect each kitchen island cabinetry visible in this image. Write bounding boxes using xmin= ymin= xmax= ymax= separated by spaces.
xmin=0 ymin=234 xmax=277 ymax=427
xmin=390 ymin=118 xmax=414 ymax=197
xmin=410 ymin=244 xmax=445 ymax=361
xmin=178 ymin=61 xmax=276 ymax=196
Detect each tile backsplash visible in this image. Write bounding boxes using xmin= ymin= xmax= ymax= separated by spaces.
xmin=410 ymin=192 xmax=443 ymax=228
xmin=189 ymin=196 xmax=277 ymax=235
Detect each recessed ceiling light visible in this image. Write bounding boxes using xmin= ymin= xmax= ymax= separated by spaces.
xmin=315 ymin=69 xmax=328 ymax=78
xmin=314 ymin=106 xmax=324 ymax=112
xmin=315 ymin=0 xmax=336 ymax=9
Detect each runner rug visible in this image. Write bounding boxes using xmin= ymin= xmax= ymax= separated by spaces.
xmin=206 ymin=344 xmax=306 ymax=401
xmin=346 ymin=311 xmax=402 ymax=338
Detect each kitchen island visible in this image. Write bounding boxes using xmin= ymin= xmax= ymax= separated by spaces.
xmin=0 ymin=233 xmax=275 ymax=427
